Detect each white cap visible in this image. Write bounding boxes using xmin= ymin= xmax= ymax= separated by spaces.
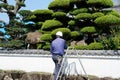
xmin=56 ymin=31 xmax=63 ymax=37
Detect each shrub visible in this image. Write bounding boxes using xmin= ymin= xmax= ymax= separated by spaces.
xmin=33 ymin=10 xmax=53 ymax=21
xmin=70 ymin=0 xmax=79 ymax=4
xmin=42 ymin=44 xmax=50 ymax=50
xmin=41 ymin=20 xmax=63 ymax=31
xmin=74 ymin=45 xmax=88 ymax=50
xmin=80 ymin=26 xmax=97 ymax=33
xmin=68 ymin=20 xmax=76 ymax=26
xmin=36 ymin=22 xmax=43 ymax=28
xmin=75 ymin=13 xmax=92 ymax=20
xmin=52 ymin=12 xmax=66 ymax=19
xmin=33 ymin=9 xmax=53 ymax=16
xmin=87 ymin=0 xmax=113 ymax=8
xmin=40 ymin=34 xmax=53 ymax=42
xmin=101 ymin=36 xmax=120 ymax=49
xmin=70 ymin=31 xmax=80 ymax=40
xmin=51 ymin=28 xmax=71 ymax=39
xmin=94 ymin=14 xmax=120 ymax=26
xmin=88 ymin=42 xmax=104 ymax=50
xmin=37 ymin=44 xmax=42 ymax=49
xmin=69 ymin=8 xmax=88 ymax=15
xmin=48 ymin=0 xmax=73 ymax=12
xmin=92 ymin=12 xmax=104 ymax=19
xmin=107 ymin=10 xmax=120 ymax=17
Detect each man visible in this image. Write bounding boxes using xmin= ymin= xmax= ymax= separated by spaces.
xmin=50 ymin=31 xmax=67 ymax=80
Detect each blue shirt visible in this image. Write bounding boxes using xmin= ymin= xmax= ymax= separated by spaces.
xmin=50 ymin=37 xmax=67 ymax=55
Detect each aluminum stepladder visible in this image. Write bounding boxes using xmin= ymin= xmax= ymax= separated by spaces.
xmin=56 ymin=47 xmax=90 ymax=80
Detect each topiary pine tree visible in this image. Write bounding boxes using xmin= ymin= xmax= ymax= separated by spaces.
xmin=28 ymin=0 xmax=120 ymax=50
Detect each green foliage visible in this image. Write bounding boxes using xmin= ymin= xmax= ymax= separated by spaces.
xmin=88 ymin=42 xmax=104 ymax=50
xmin=16 ymin=2 xmax=25 ymax=7
xmin=92 ymin=12 xmax=104 ymax=19
xmin=100 ymin=36 xmax=120 ymax=49
xmin=40 ymin=34 xmax=53 ymax=42
xmin=41 ymin=20 xmax=63 ymax=31
xmin=80 ymin=26 xmax=97 ymax=33
xmin=70 ymin=0 xmax=79 ymax=4
xmin=33 ymin=10 xmax=53 ymax=21
xmin=7 ymin=5 xmax=14 ymax=10
xmin=51 ymin=28 xmax=71 ymax=39
xmin=94 ymin=14 xmax=120 ymax=26
xmin=106 ymin=10 xmax=120 ymax=17
xmin=70 ymin=31 xmax=80 ymax=40
xmin=74 ymin=45 xmax=88 ymax=50
xmin=3 ymin=40 xmax=24 ymax=49
xmin=33 ymin=9 xmax=53 ymax=15
xmin=52 ymin=12 xmax=66 ymax=19
xmin=48 ymin=0 xmax=73 ymax=12
xmin=75 ymin=13 xmax=92 ymax=20
xmin=36 ymin=22 xmax=43 ymax=28
xmin=68 ymin=20 xmax=76 ymax=26
xmin=0 ymin=3 xmax=8 ymax=8
xmin=69 ymin=8 xmax=88 ymax=15
xmin=42 ymin=43 xmax=50 ymax=50
xmin=87 ymin=0 xmax=113 ymax=8
xmin=18 ymin=10 xmax=33 ymax=21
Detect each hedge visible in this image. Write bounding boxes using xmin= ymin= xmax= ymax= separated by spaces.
xmin=74 ymin=45 xmax=88 ymax=50
xmin=80 ymin=26 xmax=97 ymax=33
xmin=94 ymin=14 xmax=120 ymax=26
xmin=41 ymin=20 xmax=63 ymax=31
xmin=88 ymin=42 xmax=104 ymax=50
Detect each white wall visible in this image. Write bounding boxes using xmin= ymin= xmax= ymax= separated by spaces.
xmin=0 ymin=56 xmax=119 ymax=78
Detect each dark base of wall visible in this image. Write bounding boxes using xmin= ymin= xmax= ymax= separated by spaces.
xmin=0 ymin=70 xmax=119 ymax=80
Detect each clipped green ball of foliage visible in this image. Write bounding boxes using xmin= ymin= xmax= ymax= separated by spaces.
xmin=70 ymin=31 xmax=80 ymax=40
xmin=51 ymin=28 xmax=71 ymax=39
xmin=52 ymin=12 xmax=66 ymax=18
xmin=88 ymin=42 xmax=104 ymax=50
xmin=87 ymin=0 xmax=113 ymax=8
xmin=69 ymin=8 xmax=88 ymax=15
xmin=33 ymin=10 xmax=53 ymax=21
xmin=80 ymin=26 xmax=97 ymax=33
xmin=48 ymin=0 xmax=73 ymax=12
xmin=40 ymin=34 xmax=53 ymax=42
xmin=75 ymin=13 xmax=92 ymax=20
xmin=94 ymin=14 xmax=120 ymax=26
xmin=70 ymin=0 xmax=80 ymax=4
xmin=107 ymin=10 xmax=120 ymax=17
xmin=74 ymin=45 xmax=88 ymax=50
xmin=41 ymin=20 xmax=63 ymax=31
xmin=28 ymin=15 xmax=36 ymax=20
xmin=36 ymin=22 xmax=43 ymax=28
xmin=33 ymin=9 xmax=53 ymax=15
xmin=92 ymin=12 xmax=104 ymax=19
xmin=68 ymin=20 xmax=76 ymax=26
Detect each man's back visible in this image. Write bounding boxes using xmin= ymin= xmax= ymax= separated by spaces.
xmin=50 ymin=37 xmax=67 ymax=55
